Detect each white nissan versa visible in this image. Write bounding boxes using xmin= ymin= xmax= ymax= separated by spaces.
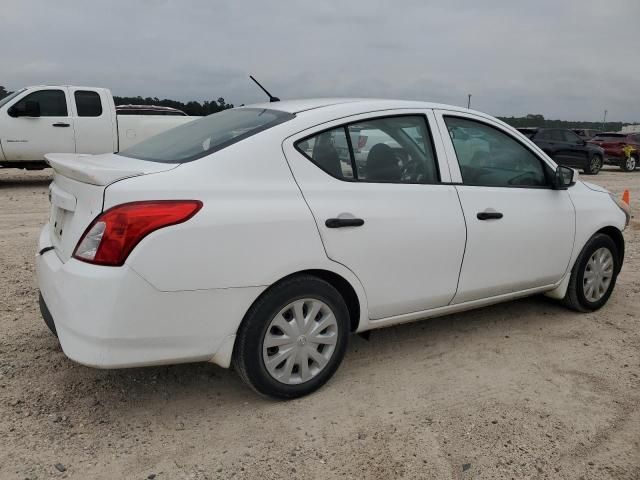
xmin=36 ymin=99 xmax=630 ymax=398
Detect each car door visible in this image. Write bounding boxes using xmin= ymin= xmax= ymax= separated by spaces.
xmin=1 ymin=88 xmax=75 ymax=161
xmin=435 ymin=111 xmax=575 ymax=304
xmin=69 ymin=88 xmax=117 ymax=154
xmin=561 ymin=130 xmax=589 ymax=167
xmin=283 ymin=111 xmax=467 ymax=320
xmin=547 ymin=129 xmax=578 ymax=166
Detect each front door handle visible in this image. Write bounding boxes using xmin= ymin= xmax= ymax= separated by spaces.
xmin=477 ymin=211 xmax=503 ymax=220
xmin=52 ymin=122 xmax=70 ymax=127
xmin=325 ymin=218 xmax=365 ymax=228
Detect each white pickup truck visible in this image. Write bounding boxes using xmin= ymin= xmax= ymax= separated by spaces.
xmin=0 ymin=85 xmax=196 ymax=169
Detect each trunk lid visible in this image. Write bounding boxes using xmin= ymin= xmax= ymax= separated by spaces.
xmin=44 ymin=153 xmax=177 ymax=261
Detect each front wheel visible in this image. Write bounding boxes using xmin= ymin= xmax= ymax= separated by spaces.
xmin=233 ymin=275 xmax=350 ymax=399
xmin=562 ymin=233 xmax=620 ymax=312
xmin=585 ymin=155 xmax=602 ymax=175
xmin=620 ymin=155 xmax=637 ymax=172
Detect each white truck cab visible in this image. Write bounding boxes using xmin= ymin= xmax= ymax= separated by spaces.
xmin=0 ymin=85 xmax=196 ymax=169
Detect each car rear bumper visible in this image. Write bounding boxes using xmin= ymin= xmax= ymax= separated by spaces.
xmin=36 ymin=225 xmax=264 ymax=369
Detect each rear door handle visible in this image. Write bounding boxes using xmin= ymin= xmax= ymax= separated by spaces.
xmin=325 ymin=218 xmax=365 ymax=228
xmin=52 ymin=122 xmax=70 ymax=127
xmin=477 ymin=211 xmax=503 ymax=220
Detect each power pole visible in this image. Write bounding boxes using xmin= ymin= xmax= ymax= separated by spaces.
xmin=602 ymin=109 xmax=607 ymax=130
xmin=467 ymin=94 xmax=472 ymax=109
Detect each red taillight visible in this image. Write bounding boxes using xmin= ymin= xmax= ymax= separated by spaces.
xmin=73 ymin=200 xmax=202 ymax=266
xmin=357 ymin=135 xmax=368 ymax=149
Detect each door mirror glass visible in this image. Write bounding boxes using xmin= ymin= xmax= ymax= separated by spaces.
xmin=554 ymin=165 xmax=575 ymax=189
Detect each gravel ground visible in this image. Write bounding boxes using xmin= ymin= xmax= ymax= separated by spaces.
xmin=0 ymin=167 xmax=638 ymax=480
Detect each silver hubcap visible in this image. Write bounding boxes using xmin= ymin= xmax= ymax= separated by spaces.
xmin=627 ymin=157 xmax=637 ymax=170
xmin=262 ymin=298 xmax=338 ymax=385
xmin=591 ymin=157 xmax=601 ymax=172
xmin=583 ymin=247 xmax=614 ymax=302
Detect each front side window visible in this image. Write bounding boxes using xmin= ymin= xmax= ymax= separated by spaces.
xmin=296 ymin=115 xmax=439 ymax=184
xmin=120 ymin=108 xmax=294 ymax=163
xmin=445 ymin=116 xmax=548 ymax=188
xmin=75 ymin=91 xmax=102 ymax=117
xmin=12 ymin=89 xmax=67 ymax=116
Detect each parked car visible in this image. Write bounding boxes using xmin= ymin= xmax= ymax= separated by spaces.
xmin=0 ymin=85 xmax=196 ymax=169
xmin=37 ymin=99 xmax=630 ymax=399
xmin=573 ymin=128 xmax=601 ymax=140
xmin=116 ymin=105 xmax=187 ymax=116
xmin=589 ymin=132 xmax=640 ymax=171
xmin=517 ymin=127 xmax=605 ymax=174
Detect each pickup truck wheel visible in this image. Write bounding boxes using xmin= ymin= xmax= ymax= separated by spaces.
xmin=620 ymin=155 xmax=637 ymax=172
xmin=585 ymin=155 xmax=602 ymax=175
xmin=233 ymin=275 xmax=349 ymax=399
xmin=562 ymin=233 xmax=619 ymax=312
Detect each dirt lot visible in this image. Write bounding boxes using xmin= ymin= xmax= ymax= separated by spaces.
xmin=0 ymin=167 xmax=638 ymax=480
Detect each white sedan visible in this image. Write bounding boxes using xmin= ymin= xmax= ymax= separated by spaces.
xmin=36 ymin=98 xmax=630 ymax=398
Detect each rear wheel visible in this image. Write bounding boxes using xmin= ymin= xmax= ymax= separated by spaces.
xmin=233 ymin=275 xmax=350 ymax=399
xmin=620 ymin=155 xmax=637 ymax=172
xmin=585 ymin=155 xmax=602 ymax=175
xmin=562 ymin=234 xmax=619 ymax=312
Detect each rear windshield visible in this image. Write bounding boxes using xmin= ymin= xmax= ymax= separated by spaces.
xmin=119 ymin=108 xmax=294 ymax=163
xmin=592 ymin=134 xmax=625 ymax=141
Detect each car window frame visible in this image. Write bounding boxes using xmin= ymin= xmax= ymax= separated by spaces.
xmin=11 ymin=88 xmax=68 ymax=117
xmin=440 ymin=113 xmax=555 ymax=190
xmin=293 ymin=113 xmax=442 ymax=185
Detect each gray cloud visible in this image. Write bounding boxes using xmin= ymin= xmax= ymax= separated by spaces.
xmin=1 ymin=0 xmax=638 ymax=121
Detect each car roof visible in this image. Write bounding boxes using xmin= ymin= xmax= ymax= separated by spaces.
xmin=242 ymin=97 xmax=473 ymax=114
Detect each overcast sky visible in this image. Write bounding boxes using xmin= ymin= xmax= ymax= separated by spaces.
xmin=2 ymin=0 xmax=639 ymax=121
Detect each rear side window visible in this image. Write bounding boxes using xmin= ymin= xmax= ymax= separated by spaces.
xmin=445 ymin=116 xmax=548 ymax=188
xmin=12 ymin=89 xmax=67 ymax=116
xmin=296 ymin=115 xmax=439 ymax=184
xmin=120 ymin=108 xmax=294 ymax=163
xmin=299 ymin=127 xmax=355 ymax=179
xmin=75 ymin=91 xmax=102 ymax=117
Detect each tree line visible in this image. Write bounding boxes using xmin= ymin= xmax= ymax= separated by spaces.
xmin=0 ymin=86 xmax=233 ymax=116
xmin=112 ymin=96 xmax=234 ymax=116
xmin=497 ymin=113 xmax=624 ymax=132
xmin=0 ymin=86 xmax=633 ymax=129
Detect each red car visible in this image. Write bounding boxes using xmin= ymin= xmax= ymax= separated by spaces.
xmin=589 ymin=132 xmax=640 ymax=171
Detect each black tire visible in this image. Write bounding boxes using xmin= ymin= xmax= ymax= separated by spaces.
xmin=562 ymin=233 xmax=620 ymax=312
xmin=233 ymin=275 xmax=350 ymax=399
xmin=620 ymin=155 xmax=637 ymax=172
xmin=584 ymin=155 xmax=602 ymax=175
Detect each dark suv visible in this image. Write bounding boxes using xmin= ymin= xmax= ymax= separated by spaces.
xmin=518 ymin=128 xmax=605 ymax=175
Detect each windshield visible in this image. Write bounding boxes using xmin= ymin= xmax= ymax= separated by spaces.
xmin=119 ymin=107 xmax=294 ymax=163
xmin=0 ymin=88 xmax=26 ymax=109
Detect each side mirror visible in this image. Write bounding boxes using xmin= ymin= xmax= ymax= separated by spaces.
xmin=24 ymin=100 xmax=41 ymax=117
xmin=553 ymin=165 xmax=575 ymax=190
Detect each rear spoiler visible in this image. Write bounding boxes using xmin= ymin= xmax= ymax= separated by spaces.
xmin=44 ymin=153 xmax=176 ymax=186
